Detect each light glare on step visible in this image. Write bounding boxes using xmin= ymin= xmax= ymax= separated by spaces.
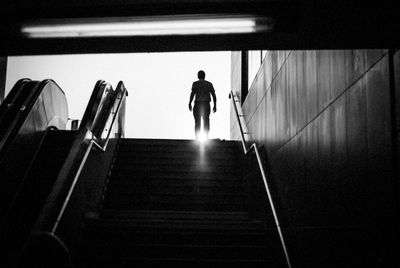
xmin=21 ymin=14 xmax=274 ymax=38
xmin=197 ymin=131 xmax=208 ymax=143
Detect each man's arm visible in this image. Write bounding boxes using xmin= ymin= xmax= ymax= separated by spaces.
xmin=188 ymin=85 xmax=195 ymax=111
xmin=211 ymin=87 xmax=217 ymax=113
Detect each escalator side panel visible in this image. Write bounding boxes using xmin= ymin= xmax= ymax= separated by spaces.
xmin=0 ymin=130 xmax=76 ymax=266
xmin=0 ymin=80 xmax=68 ymax=220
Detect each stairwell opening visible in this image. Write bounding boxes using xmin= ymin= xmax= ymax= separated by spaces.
xmin=5 ymin=51 xmax=232 ymax=141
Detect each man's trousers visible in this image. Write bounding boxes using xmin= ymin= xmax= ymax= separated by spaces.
xmin=193 ymin=101 xmax=210 ymax=136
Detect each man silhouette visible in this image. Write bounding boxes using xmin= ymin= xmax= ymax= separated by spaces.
xmin=188 ymin=70 xmax=217 ymax=140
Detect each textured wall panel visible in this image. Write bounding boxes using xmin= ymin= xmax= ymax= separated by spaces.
xmin=365 ymin=56 xmax=392 ymax=168
xmin=288 ymin=52 xmax=298 ymax=137
xmin=330 ymin=94 xmax=347 ymax=184
xmin=317 ymin=50 xmax=331 ymax=112
xmin=277 ymin=50 xmax=287 ymax=73
xmin=264 ymin=53 xmax=273 ymax=93
xmin=330 ymin=50 xmax=346 ymax=100
xmin=305 ymin=51 xmax=318 ymax=121
xmin=306 ymin=119 xmax=319 ymax=191
xmin=270 ymin=51 xmax=278 ymax=84
xmin=365 ymin=56 xmax=394 ymax=225
xmin=365 ymin=49 xmax=387 ymax=70
xmin=256 ymin=72 xmax=265 ymax=107
xmin=276 ymin=65 xmax=289 ymax=147
xmin=257 ymin=98 xmax=266 ymax=144
xmin=296 ymin=51 xmax=307 ymax=129
xmin=266 ymin=89 xmax=276 ymax=151
xmin=231 ymin=49 xmax=396 ymax=267
xmin=346 ymin=78 xmax=368 ymax=186
xmin=345 ymin=49 xmax=365 ymax=88
xmin=318 ymin=108 xmax=331 ymax=185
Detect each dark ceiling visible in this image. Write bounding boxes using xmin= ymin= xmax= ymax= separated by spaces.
xmin=0 ymin=0 xmax=399 ymax=55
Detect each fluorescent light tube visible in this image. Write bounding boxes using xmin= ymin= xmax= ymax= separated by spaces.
xmin=21 ymin=15 xmax=274 ymax=38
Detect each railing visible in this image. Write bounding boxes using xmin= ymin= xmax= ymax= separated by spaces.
xmin=230 ymin=90 xmax=292 ymax=268
xmin=32 ymin=80 xmax=127 ymax=235
xmin=0 ymin=79 xmax=68 ymax=158
xmin=0 ymin=79 xmax=68 ymax=223
xmin=0 ymin=78 xmax=31 ymax=129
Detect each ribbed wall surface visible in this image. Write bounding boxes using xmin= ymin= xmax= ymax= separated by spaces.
xmin=231 ymin=50 xmax=398 ymax=267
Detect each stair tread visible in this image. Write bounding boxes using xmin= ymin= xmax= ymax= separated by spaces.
xmin=90 ymin=218 xmax=260 ymax=225
xmin=100 ymin=209 xmax=249 ymax=216
xmin=115 ymin=153 xmax=241 ymax=159
xmin=109 ymin=173 xmax=243 ymax=180
xmin=97 ymin=209 xmax=253 ymax=218
xmin=82 ymin=256 xmax=278 ymax=263
xmin=119 ymin=138 xmax=239 ymax=145
xmin=112 ymin=166 xmax=240 ymax=173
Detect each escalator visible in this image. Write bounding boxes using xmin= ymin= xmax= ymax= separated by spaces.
xmin=0 ymin=79 xmax=69 ymax=220
xmin=0 ymin=79 xmax=127 ymax=268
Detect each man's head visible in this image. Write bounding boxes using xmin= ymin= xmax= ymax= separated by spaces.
xmin=197 ymin=70 xmax=205 ymax=80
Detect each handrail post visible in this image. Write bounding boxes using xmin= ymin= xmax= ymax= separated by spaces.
xmin=230 ymin=90 xmax=292 ymax=268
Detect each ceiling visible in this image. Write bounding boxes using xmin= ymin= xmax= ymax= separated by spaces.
xmin=1 ymin=0 xmax=399 ymax=55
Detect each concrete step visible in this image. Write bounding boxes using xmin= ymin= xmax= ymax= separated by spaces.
xmin=107 ymin=184 xmax=245 ymax=195
xmin=82 ymin=227 xmax=275 ymax=246
xmin=83 ymin=243 xmax=274 ymax=260
xmin=99 ymin=209 xmax=250 ymax=220
xmin=104 ymin=192 xmax=247 ymax=209
xmin=103 ymin=198 xmax=248 ymax=211
xmin=109 ymin=172 xmax=243 ymax=183
xmin=113 ymin=157 xmax=241 ymax=167
xmin=116 ymin=150 xmax=242 ymax=161
xmin=85 ymin=218 xmax=263 ymax=232
xmin=79 ymin=256 xmax=284 ymax=268
xmin=111 ymin=163 xmax=241 ymax=174
xmin=119 ymin=138 xmax=240 ymax=148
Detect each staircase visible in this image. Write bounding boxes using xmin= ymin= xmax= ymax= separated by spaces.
xmin=77 ymin=139 xmax=285 ymax=267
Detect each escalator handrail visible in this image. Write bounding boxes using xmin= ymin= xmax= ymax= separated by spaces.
xmin=0 ymin=80 xmax=39 ymax=153
xmin=0 ymin=78 xmax=31 ymax=125
xmin=0 ymin=79 xmax=67 ymax=158
xmin=229 ymin=90 xmax=292 ymax=268
xmin=32 ymin=80 xmax=127 ymax=234
xmin=93 ymin=80 xmax=127 ymax=151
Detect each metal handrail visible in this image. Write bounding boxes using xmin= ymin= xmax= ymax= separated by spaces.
xmin=230 ymin=90 xmax=292 ymax=268
xmin=0 ymin=79 xmax=68 ymax=158
xmin=92 ymin=81 xmax=127 ymax=152
xmin=51 ymin=82 xmax=127 ymax=233
xmin=33 ymin=80 xmax=127 ymax=235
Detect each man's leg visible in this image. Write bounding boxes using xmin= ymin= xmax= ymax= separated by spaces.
xmin=201 ymin=102 xmax=211 ymax=137
xmin=193 ymin=103 xmax=201 ymax=139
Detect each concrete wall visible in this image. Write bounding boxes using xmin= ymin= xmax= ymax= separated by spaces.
xmin=231 ymin=50 xmax=398 ymax=267
xmin=230 ymin=52 xmax=241 ymax=138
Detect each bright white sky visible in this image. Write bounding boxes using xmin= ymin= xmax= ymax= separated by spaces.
xmin=5 ymin=52 xmax=231 ymax=140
